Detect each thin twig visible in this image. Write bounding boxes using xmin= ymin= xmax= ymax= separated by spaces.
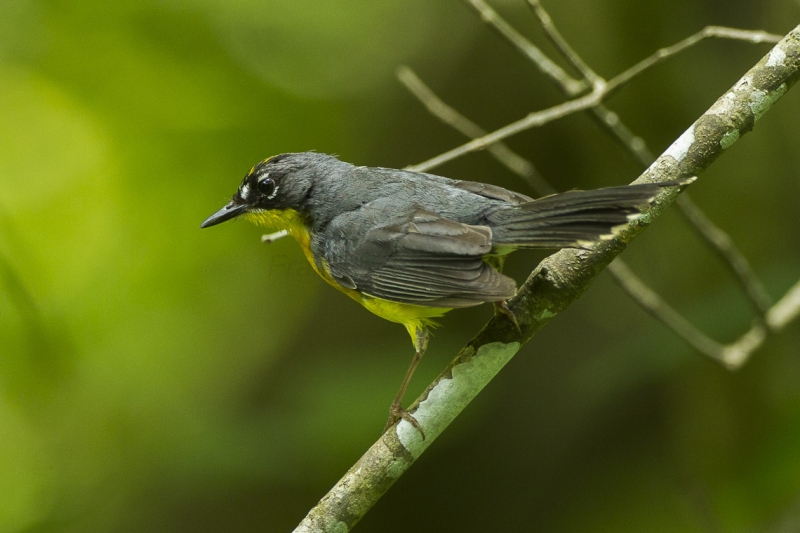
xmin=408 ymin=17 xmax=782 ymax=174
xmin=540 ymin=6 xmax=777 ymax=316
xmin=413 ymin=3 xmax=790 ymax=367
xmin=526 ymin=4 xmax=783 ymax=361
xmin=463 ymin=0 xmax=780 ymax=151
xmin=767 ymin=277 xmax=800 ymax=331
xmin=406 ymin=81 xmax=606 ymax=172
xmin=526 ymin=1 xmax=775 ymax=318
xmin=539 ymin=2 xmax=777 ymax=317
xmin=606 ymin=260 xmax=728 ymax=361
xmin=519 ymin=0 xmax=657 ymax=164
xmin=463 ymin=0 xmax=778 ymax=325
xmin=674 ymin=195 xmax=772 ymax=315
xmin=526 ymin=0 xmax=604 ymax=87
xmin=397 ymin=65 xmax=773 ymax=365
xmin=605 ymin=26 xmax=782 ymax=97
xmin=463 ymin=0 xmax=588 ymax=95
xmin=397 ymin=66 xmax=556 ymax=196
xmin=721 ymin=276 xmax=800 ymax=369
xmin=460 ymin=0 xmax=663 ymax=178
xmin=465 ymin=0 xmax=781 ymax=154
xmin=261 ymin=230 xmax=289 ymax=243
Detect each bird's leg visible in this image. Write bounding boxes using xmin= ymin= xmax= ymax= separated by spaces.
xmin=484 ymin=254 xmax=521 ymax=333
xmin=384 ymin=328 xmax=429 ymax=439
xmin=494 ymin=300 xmax=521 ymax=334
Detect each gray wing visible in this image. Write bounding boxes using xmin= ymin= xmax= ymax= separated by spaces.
xmin=451 ymin=180 xmax=534 ymax=205
xmin=321 ymin=208 xmax=516 ymax=308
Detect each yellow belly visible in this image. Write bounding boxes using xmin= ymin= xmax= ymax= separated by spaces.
xmin=245 ymin=209 xmax=451 ymax=342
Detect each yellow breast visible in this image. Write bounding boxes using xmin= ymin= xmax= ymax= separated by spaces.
xmin=244 ymin=208 xmax=452 ymax=341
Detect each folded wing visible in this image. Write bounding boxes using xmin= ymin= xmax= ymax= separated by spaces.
xmin=323 ymin=209 xmax=516 ymax=308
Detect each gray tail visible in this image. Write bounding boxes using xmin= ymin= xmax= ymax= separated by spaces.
xmin=488 ymin=178 xmax=694 ymax=248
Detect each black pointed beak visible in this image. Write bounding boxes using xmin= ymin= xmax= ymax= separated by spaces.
xmin=200 ymin=202 xmax=247 ymax=228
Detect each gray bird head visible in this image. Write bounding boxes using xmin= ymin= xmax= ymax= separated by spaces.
xmin=200 ymin=152 xmax=332 ymax=228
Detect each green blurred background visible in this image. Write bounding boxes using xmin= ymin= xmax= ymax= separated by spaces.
xmin=1 ymin=0 xmax=799 ymax=531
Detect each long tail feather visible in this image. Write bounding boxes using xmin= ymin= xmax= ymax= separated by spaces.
xmin=488 ymin=177 xmax=694 ymax=248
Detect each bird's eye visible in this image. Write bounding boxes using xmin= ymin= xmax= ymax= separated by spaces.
xmin=257 ymin=178 xmax=277 ymax=198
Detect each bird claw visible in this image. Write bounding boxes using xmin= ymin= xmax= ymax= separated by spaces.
xmin=494 ymin=300 xmax=521 ymax=334
xmin=385 ymin=403 xmax=425 ymax=440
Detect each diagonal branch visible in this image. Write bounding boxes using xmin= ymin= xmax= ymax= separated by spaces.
xmin=523 ymin=1 xmax=776 ymax=330
xmin=467 ymin=0 xmax=779 ymax=320
xmin=674 ymin=195 xmax=773 ymax=315
xmin=396 ymin=65 xmax=726 ymax=361
xmin=294 ymin=25 xmax=800 ymax=533
xmin=406 ymin=80 xmax=607 ymax=172
xmin=529 ymin=1 xmax=775 ymax=317
xmin=397 ymin=64 xmax=796 ymax=369
xmin=605 ymin=260 xmax=730 ymax=360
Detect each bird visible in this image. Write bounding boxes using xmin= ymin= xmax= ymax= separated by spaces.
xmin=201 ymin=152 xmax=692 ymax=436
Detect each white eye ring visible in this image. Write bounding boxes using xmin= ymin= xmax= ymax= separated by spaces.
xmin=257 ymin=176 xmax=278 ymax=199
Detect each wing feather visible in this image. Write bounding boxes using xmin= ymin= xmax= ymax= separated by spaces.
xmin=324 ymin=209 xmax=516 ymax=308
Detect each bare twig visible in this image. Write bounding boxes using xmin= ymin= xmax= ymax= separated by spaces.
xmin=519 ymin=0 xmax=656 ymax=164
xmin=397 ymin=66 xmax=556 ymax=196
xmin=397 ymin=64 xmax=777 ymax=365
xmin=540 ymin=5 xmax=780 ymax=316
xmin=406 ymin=80 xmax=607 ymax=172
xmin=768 ymin=277 xmax=800 ymax=331
xmin=463 ymin=0 xmax=588 ymax=95
xmin=463 ymin=0 xmax=646 ymax=158
xmin=520 ymin=0 xmax=662 ymax=166
xmin=605 ymin=25 xmax=782 ymax=97
xmin=396 ymin=65 xmax=715 ymax=357
xmin=606 ymin=260 xmax=729 ymax=361
xmin=407 ymin=17 xmax=782 ymax=174
xmin=526 ymin=0 xmax=604 ymax=88
xmin=527 ymin=1 xmax=775 ymax=317
xmin=261 ymin=230 xmax=289 ymax=243
xmin=582 ymin=116 xmax=776 ymax=319
xmin=463 ymin=0 xmax=780 ymax=333
xmin=294 ymin=27 xmax=800 ymax=532
xmin=536 ymin=0 xmax=777 ymax=318
xmin=674 ymin=195 xmax=772 ymax=315
xmin=613 ymin=256 xmax=799 ymax=371
xmin=463 ymin=0 xmax=780 ymax=159
xmin=720 ymin=277 xmax=800 ymax=367
xmin=592 ymin=106 xmax=656 ymax=165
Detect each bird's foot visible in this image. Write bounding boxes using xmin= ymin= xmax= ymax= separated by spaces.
xmin=494 ymin=300 xmax=521 ymax=334
xmin=384 ymin=402 xmax=425 ymax=440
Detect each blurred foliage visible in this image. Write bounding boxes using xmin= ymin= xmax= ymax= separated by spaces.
xmin=0 ymin=0 xmax=799 ymax=532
